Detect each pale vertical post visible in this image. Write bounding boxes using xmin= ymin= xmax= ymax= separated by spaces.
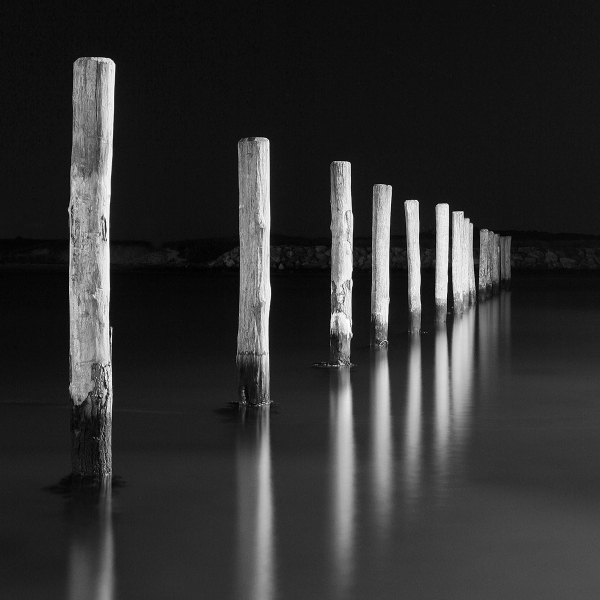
xmin=500 ymin=235 xmax=512 ymax=290
xmin=492 ymin=233 xmax=501 ymax=295
xmin=371 ymin=184 xmax=392 ymax=346
xmin=486 ymin=230 xmax=494 ymax=298
xmin=330 ymin=161 xmax=353 ymax=365
xmin=451 ymin=211 xmax=464 ymax=314
xmin=468 ymin=221 xmax=476 ymax=307
xmin=434 ymin=203 xmax=449 ymax=322
xmin=462 ymin=217 xmax=471 ymax=310
xmin=404 ymin=200 xmax=421 ymax=334
xmin=237 ymin=137 xmax=271 ymax=404
xmin=69 ymin=57 xmax=115 ymax=478
xmin=478 ymin=229 xmax=488 ymax=301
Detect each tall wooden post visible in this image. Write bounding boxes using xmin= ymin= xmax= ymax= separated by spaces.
xmin=405 ymin=200 xmax=421 ymax=334
xmin=451 ymin=211 xmax=464 ymax=314
xmin=435 ymin=203 xmax=449 ymax=322
xmin=500 ymin=235 xmax=512 ymax=290
xmin=468 ymin=221 xmax=476 ymax=307
xmin=371 ymin=184 xmax=392 ymax=346
xmin=330 ymin=161 xmax=353 ymax=365
xmin=462 ymin=217 xmax=471 ymax=310
xmin=486 ymin=230 xmax=494 ymax=298
xmin=237 ymin=138 xmax=271 ymax=404
xmin=69 ymin=57 xmax=115 ymax=478
xmin=478 ymin=229 xmax=488 ymax=301
xmin=492 ymin=232 xmax=501 ymax=295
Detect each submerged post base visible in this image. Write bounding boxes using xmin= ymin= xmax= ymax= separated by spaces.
xmin=408 ymin=310 xmax=421 ymax=335
xmin=434 ymin=301 xmax=447 ymax=323
xmin=330 ymin=332 xmax=352 ymax=366
xmin=370 ymin=316 xmax=389 ymax=347
xmin=71 ymin=363 xmax=113 ymax=478
xmin=237 ymin=353 xmax=270 ymax=405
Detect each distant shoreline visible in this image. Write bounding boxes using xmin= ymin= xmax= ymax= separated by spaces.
xmin=2 ymin=232 xmax=600 ymax=271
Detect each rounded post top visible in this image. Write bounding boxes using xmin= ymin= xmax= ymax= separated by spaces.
xmin=75 ymin=57 xmax=115 ymax=67
xmin=239 ymin=137 xmax=269 ymax=144
xmin=331 ymin=161 xmax=350 ymax=166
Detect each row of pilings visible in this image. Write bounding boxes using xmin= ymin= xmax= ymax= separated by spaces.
xmin=68 ymin=57 xmax=512 ymax=480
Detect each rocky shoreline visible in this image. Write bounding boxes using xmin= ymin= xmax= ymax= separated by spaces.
xmin=2 ymin=236 xmax=600 ymax=270
xmin=210 ymin=243 xmax=600 ymax=271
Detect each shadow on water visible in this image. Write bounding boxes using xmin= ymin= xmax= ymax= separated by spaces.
xmin=45 ymin=475 xmax=125 ymax=600
xmin=235 ymin=404 xmax=276 ymax=600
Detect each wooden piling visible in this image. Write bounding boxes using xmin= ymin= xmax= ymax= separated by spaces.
xmin=451 ymin=211 xmax=464 ymax=314
xmin=468 ymin=221 xmax=476 ymax=307
xmin=371 ymin=184 xmax=392 ymax=346
xmin=404 ymin=200 xmax=421 ymax=334
xmin=492 ymin=233 xmax=501 ymax=295
xmin=486 ymin=230 xmax=494 ymax=298
xmin=237 ymin=137 xmax=271 ymax=404
xmin=462 ymin=217 xmax=471 ymax=310
xmin=69 ymin=57 xmax=115 ymax=478
xmin=478 ymin=229 xmax=488 ymax=301
xmin=434 ymin=203 xmax=449 ymax=322
xmin=500 ymin=235 xmax=512 ymax=290
xmin=330 ymin=161 xmax=353 ymax=365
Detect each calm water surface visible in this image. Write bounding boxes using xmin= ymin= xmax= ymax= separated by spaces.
xmin=1 ymin=269 xmax=600 ymax=599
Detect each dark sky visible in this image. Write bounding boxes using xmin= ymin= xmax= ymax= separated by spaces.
xmin=2 ymin=1 xmax=599 ymax=241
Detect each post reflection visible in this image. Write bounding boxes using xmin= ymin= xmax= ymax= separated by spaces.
xmin=450 ymin=309 xmax=476 ymax=453
xmin=65 ymin=477 xmax=116 ymax=600
xmin=434 ymin=323 xmax=450 ymax=498
xmin=329 ymin=368 xmax=355 ymax=599
xmin=369 ymin=348 xmax=393 ymax=541
xmin=236 ymin=406 xmax=275 ymax=600
xmin=477 ymin=294 xmax=501 ymax=401
xmin=403 ymin=336 xmax=422 ymax=512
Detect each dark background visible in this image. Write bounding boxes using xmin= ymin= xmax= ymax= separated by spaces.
xmin=2 ymin=1 xmax=599 ymax=243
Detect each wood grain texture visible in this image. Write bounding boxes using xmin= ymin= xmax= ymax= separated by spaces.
xmin=371 ymin=184 xmax=392 ymax=345
xmin=486 ymin=230 xmax=494 ymax=298
xmin=404 ymin=200 xmax=421 ymax=334
xmin=500 ymin=235 xmax=512 ymax=290
xmin=434 ymin=203 xmax=449 ymax=322
xmin=237 ymin=137 xmax=271 ymax=404
xmin=478 ymin=229 xmax=489 ymax=301
xmin=330 ymin=161 xmax=353 ymax=365
xmin=69 ymin=57 xmax=115 ymax=477
xmin=467 ymin=220 xmax=476 ymax=307
xmin=451 ymin=211 xmax=464 ymax=314
xmin=492 ymin=233 xmax=501 ymax=295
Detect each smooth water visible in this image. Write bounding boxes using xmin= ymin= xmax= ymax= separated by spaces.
xmin=1 ymin=269 xmax=600 ymax=599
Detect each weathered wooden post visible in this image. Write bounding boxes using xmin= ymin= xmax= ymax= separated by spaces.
xmin=492 ymin=232 xmax=501 ymax=295
xmin=404 ymin=200 xmax=421 ymax=334
xmin=371 ymin=184 xmax=392 ymax=346
xmin=435 ymin=203 xmax=449 ymax=322
xmin=462 ymin=217 xmax=471 ymax=310
xmin=468 ymin=221 xmax=476 ymax=307
xmin=451 ymin=211 xmax=464 ymax=314
xmin=69 ymin=57 xmax=115 ymax=478
xmin=500 ymin=235 xmax=512 ymax=290
xmin=478 ymin=229 xmax=489 ymax=301
xmin=237 ymin=138 xmax=271 ymax=404
xmin=486 ymin=230 xmax=494 ymax=298
xmin=330 ymin=161 xmax=353 ymax=365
